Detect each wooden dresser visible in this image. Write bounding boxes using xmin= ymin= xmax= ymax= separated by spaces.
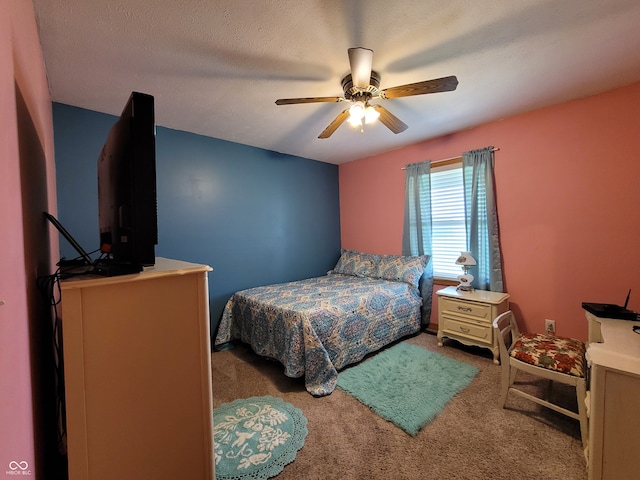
xmin=436 ymin=286 xmax=510 ymax=364
xmin=61 ymin=258 xmax=215 ymax=480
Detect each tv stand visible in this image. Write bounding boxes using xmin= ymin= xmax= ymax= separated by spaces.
xmin=60 ymin=258 xmax=214 ymax=479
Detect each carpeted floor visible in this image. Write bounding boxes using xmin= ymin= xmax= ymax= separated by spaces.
xmin=212 ymin=331 xmax=587 ymax=480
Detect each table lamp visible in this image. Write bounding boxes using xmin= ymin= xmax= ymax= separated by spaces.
xmin=455 ymin=251 xmax=476 ymax=291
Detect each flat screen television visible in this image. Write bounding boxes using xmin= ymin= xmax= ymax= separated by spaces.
xmin=96 ymin=91 xmax=157 ymax=276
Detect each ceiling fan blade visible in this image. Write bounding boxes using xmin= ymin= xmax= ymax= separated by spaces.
xmin=370 ymin=105 xmax=408 ymax=134
xmin=348 ymin=47 xmax=374 ymax=89
xmin=275 ymin=96 xmax=343 ymax=105
xmin=379 ymin=75 xmax=458 ymax=99
xmin=318 ymin=108 xmax=350 ymax=139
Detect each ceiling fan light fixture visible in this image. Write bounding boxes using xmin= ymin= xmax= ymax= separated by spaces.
xmin=364 ymin=105 xmax=380 ymax=124
xmin=349 ymin=101 xmax=365 ymax=118
xmin=347 ymin=102 xmax=379 ymax=128
xmin=348 ymin=101 xmax=366 ymax=126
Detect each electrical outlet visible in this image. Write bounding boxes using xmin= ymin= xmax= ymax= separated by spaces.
xmin=545 ymin=319 xmax=556 ymax=334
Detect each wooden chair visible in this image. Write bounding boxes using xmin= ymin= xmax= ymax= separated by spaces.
xmin=492 ymin=310 xmax=588 ymax=448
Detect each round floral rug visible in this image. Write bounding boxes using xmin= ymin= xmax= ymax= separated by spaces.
xmin=213 ymin=396 xmax=308 ymax=480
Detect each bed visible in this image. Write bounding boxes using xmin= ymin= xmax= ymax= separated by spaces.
xmin=214 ymin=250 xmax=431 ymax=396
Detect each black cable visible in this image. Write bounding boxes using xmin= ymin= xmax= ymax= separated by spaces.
xmin=37 ymin=270 xmax=67 ymax=456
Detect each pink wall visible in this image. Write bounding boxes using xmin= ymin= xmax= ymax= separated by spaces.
xmin=0 ymin=0 xmax=57 ymax=477
xmin=340 ymin=81 xmax=640 ymax=341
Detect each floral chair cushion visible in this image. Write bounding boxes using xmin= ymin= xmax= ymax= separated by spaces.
xmin=510 ymin=333 xmax=586 ymax=378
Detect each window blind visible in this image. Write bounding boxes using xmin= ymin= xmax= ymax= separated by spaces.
xmin=430 ymin=165 xmax=467 ymax=279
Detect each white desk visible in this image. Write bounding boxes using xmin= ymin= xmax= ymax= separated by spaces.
xmin=585 ymin=311 xmax=640 ymax=480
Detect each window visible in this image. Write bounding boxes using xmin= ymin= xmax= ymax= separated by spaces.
xmin=430 ymin=162 xmax=467 ymax=280
xmin=404 ymin=147 xmax=502 ymax=291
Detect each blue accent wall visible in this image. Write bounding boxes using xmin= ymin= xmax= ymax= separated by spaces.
xmin=52 ymin=103 xmax=341 ymax=335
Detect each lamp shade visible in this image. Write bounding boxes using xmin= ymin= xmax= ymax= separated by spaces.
xmin=455 ymin=251 xmax=477 ymax=267
xmin=364 ymin=105 xmax=379 ymax=124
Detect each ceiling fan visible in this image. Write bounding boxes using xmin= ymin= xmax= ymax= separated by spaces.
xmin=275 ymin=47 xmax=458 ymax=139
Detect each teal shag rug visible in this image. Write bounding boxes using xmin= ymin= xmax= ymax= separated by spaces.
xmin=337 ymin=342 xmax=479 ymax=436
xmin=213 ymin=396 xmax=308 ymax=480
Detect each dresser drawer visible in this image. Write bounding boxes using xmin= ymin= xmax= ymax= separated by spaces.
xmin=441 ymin=315 xmax=492 ymax=344
xmin=440 ymin=297 xmax=492 ymax=321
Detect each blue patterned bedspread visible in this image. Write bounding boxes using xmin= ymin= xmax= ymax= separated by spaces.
xmin=214 ymin=274 xmax=422 ymax=396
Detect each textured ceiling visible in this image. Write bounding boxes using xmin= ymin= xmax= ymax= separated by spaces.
xmin=32 ymin=0 xmax=640 ymax=164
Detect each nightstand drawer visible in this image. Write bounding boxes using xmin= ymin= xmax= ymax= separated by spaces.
xmin=440 ymin=297 xmax=492 ymax=321
xmin=441 ymin=315 xmax=492 ymax=344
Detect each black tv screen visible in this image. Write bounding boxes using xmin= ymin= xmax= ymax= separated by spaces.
xmin=97 ymin=92 xmax=157 ymax=275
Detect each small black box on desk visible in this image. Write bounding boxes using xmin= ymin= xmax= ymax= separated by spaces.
xmin=582 ymin=302 xmax=639 ymax=321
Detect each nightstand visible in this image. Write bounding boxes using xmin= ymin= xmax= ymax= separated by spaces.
xmin=436 ymin=286 xmax=510 ymax=364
